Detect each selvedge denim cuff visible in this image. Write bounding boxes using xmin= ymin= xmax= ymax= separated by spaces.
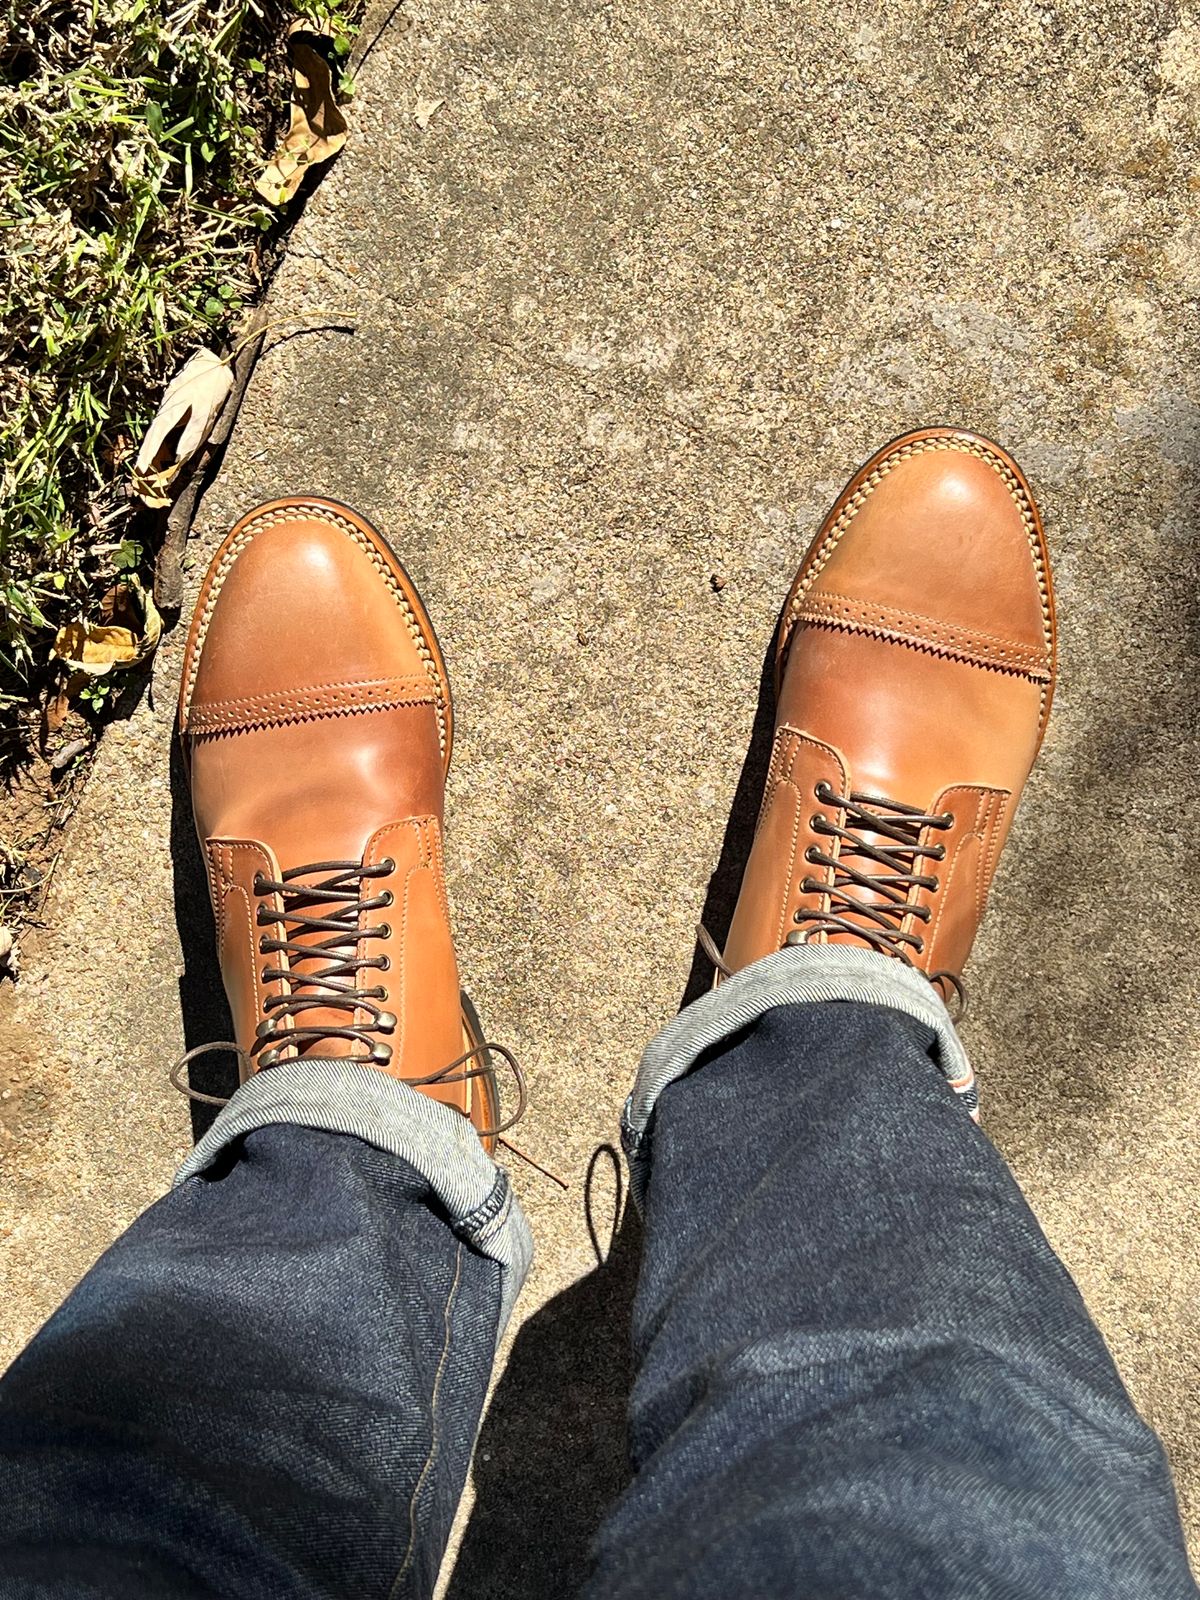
xmin=174 ymin=1058 xmax=533 ymax=1334
xmin=621 ymin=944 xmax=975 ymax=1211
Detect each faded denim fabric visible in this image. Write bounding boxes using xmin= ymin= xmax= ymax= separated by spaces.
xmin=176 ymin=1055 xmax=532 ymax=1332
xmin=1 ymin=961 xmax=1195 ymax=1599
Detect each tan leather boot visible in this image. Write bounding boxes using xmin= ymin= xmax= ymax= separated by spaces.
xmin=720 ymin=429 xmax=1056 ymax=1004
xmin=178 ymin=497 xmax=506 ymax=1146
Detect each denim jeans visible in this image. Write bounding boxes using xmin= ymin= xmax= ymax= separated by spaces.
xmin=0 ymin=949 xmax=1194 ymax=1599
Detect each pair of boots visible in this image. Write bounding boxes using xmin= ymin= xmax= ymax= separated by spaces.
xmin=177 ymin=427 xmax=1054 ymax=1134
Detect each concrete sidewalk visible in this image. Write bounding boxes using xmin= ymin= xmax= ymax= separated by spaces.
xmin=3 ymin=0 xmax=1199 ymax=1588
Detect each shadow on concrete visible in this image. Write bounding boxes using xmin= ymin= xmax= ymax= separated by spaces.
xmin=679 ymin=634 xmax=778 ymax=1008
xmin=449 ymin=643 xmax=777 ymax=1597
xmin=168 ymin=737 xmax=237 ymax=1141
xmin=979 ymin=448 xmax=1200 ymax=1158
xmin=446 ymin=1149 xmax=642 ymax=1600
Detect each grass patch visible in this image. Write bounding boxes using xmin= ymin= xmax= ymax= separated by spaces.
xmin=0 ymin=0 xmax=362 ymax=707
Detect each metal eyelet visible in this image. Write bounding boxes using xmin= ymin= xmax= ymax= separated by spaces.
xmin=814 ymin=780 xmax=832 ymax=801
xmin=940 ymin=812 xmax=954 ymax=828
xmin=804 ymin=846 xmax=820 ymax=863
xmin=375 ymin=1011 xmax=397 ymax=1033
xmin=933 ymin=845 xmax=947 ymax=861
xmin=252 ymin=873 xmax=266 ymax=894
xmin=378 ymin=955 xmax=391 ymax=971
xmin=381 ymin=857 xmax=396 ymax=873
xmin=377 ymin=923 xmax=392 ymax=940
xmin=381 ymin=890 xmax=395 ymax=908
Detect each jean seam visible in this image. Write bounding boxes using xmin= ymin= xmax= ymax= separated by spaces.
xmin=455 ymin=1169 xmax=510 ymax=1240
xmin=387 ymin=1241 xmax=463 ymax=1600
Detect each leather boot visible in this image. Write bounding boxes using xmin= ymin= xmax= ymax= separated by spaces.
xmin=720 ymin=428 xmax=1056 ymax=1005
xmin=178 ymin=497 xmax=505 ymax=1146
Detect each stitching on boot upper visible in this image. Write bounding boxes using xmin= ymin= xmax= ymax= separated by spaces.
xmin=796 ymin=591 xmax=1052 ymax=681
xmin=780 ymin=437 xmax=1054 ymax=726
xmin=187 ymin=675 xmax=438 ymax=735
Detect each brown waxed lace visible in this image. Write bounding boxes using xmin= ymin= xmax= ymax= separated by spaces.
xmin=790 ymin=782 xmax=952 ymax=957
xmin=696 ymin=922 xmax=734 ymax=979
xmin=699 ymin=781 xmax=968 ymax=1019
xmin=168 ymin=856 xmax=539 ymax=1152
xmin=252 ymin=858 xmax=397 ymax=1067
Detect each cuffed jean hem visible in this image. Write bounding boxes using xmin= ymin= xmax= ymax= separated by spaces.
xmin=173 ymin=1058 xmax=533 ymax=1334
xmin=621 ymin=945 xmax=976 ymax=1211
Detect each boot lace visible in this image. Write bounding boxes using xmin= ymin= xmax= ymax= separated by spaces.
xmin=701 ymin=781 xmax=966 ymax=1015
xmin=252 ymin=858 xmax=397 ymax=1066
xmin=168 ymin=857 xmax=532 ymax=1145
xmin=788 ymin=783 xmax=952 ymax=959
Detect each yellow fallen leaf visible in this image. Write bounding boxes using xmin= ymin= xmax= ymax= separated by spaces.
xmin=256 ymin=25 xmax=349 ymax=207
xmin=51 ymin=579 xmax=163 ymax=677
xmin=131 ymin=349 xmax=233 ymax=507
xmin=414 ymin=95 xmax=445 ymax=130
xmin=52 ymin=621 xmax=138 ymax=672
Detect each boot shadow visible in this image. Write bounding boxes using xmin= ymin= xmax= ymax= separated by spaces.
xmin=445 ymin=1151 xmax=642 ymax=1599
xmin=169 ymin=736 xmax=238 ymax=1140
xmin=446 ymin=642 xmax=778 ymax=1596
xmin=678 ymin=633 xmax=779 ymax=1007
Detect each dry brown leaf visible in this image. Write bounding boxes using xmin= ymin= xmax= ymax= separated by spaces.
xmin=256 ymin=25 xmax=348 ymax=207
xmin=51 ymin=579 xmax=164 ymax=677
xmin=131 ymin=349 xmax=233 ymax=507
xmin=53 ymin=621 xmax=140 ymax=672
xmin=44 ymin=684 xmax=70 ymax=734
xmin=414 ymin=95 xmax=445 ymax=130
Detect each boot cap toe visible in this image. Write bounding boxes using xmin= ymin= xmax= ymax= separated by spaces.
xmin=783 ymin=431 xmax=1055 ymax=683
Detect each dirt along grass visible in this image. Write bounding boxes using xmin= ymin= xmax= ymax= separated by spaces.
xmin=0 ymin=0 xmax=362 ymax=934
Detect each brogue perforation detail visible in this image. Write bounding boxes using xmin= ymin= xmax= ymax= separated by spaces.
xmin=797 ymin=591 xmax=1053 ymax=681
xmin=187 ymin=675 xmax=439 ymax=736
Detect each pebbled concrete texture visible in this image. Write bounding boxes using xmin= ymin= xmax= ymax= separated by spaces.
xmin=3 ymin=0 xmax=1200 ymax=1589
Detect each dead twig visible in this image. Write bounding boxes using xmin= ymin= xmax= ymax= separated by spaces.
xmin=154 ymin=305 xmax=269 ymax=614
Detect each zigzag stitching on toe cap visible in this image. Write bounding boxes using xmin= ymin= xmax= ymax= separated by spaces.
xmin=179 ymin=504 xmax=448 ymax=758
xmin=796 ymin=592 xmax=1053 ymax=681
xmin=187 ymin=675 xmax=439 ymax=736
